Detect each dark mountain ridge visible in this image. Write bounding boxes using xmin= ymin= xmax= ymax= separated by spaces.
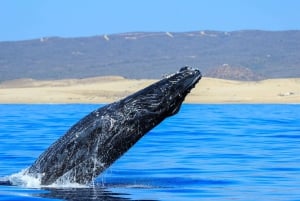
xmin=0 ymin=30 xmax=300 ymax=82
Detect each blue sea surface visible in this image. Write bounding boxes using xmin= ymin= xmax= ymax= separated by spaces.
xmin=0 ymin=104 xmax=299 ymax=200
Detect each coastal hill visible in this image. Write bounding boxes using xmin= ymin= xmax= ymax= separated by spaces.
xmin=1 ymin=30 xmax=300 ymax=82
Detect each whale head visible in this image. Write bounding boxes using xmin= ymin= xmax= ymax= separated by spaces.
xmin=162 ymin=66 xmax=202 ymax=116
xmin=123 ymin=66 xmax=202 ymax=118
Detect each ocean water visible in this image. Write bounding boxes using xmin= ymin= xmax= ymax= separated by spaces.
xmin=0 ymin=104 xmax=299 ymax=201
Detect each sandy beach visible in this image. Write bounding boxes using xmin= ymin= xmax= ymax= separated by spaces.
xmin=0 ymin=76 xmax=299 ymax=104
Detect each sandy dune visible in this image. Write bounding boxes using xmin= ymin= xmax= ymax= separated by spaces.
xmin=0 ymin=76 xmax=299 ymax=104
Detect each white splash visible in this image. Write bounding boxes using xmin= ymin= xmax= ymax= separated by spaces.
xmin=7 ymin=169 xmax=42 ymax=188
xmin=48 ymin=179 xmax=87 ymax=188
xmin=6 ymin=169 xmax=88 ymax=189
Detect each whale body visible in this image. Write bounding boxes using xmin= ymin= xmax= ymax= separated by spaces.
xmin=25 ymin=67 xmax=202 ymax=185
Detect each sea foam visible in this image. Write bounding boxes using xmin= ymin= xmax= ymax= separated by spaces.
xmin=6 ymin=169 xmax=87 ymax=189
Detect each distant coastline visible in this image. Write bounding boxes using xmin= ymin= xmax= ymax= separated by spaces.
xmin=1 ymin=31 xmax=300 ymax=82
xmin=1 ymin=76 xmax=299 ymax=104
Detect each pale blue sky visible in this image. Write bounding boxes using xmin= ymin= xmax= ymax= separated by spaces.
xmin=1 ymin=0 xmax=300 ymax=41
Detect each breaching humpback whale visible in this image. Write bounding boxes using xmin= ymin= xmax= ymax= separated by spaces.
xmin=22 ymin=67 xmax=202 ymax=185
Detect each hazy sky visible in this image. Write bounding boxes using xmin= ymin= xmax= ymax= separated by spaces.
xmin=1 ymin=0 xmax=300 ymax=41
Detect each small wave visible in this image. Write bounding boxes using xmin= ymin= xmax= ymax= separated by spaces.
xmin=100 ymin=183 xmax=157 ymax=189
